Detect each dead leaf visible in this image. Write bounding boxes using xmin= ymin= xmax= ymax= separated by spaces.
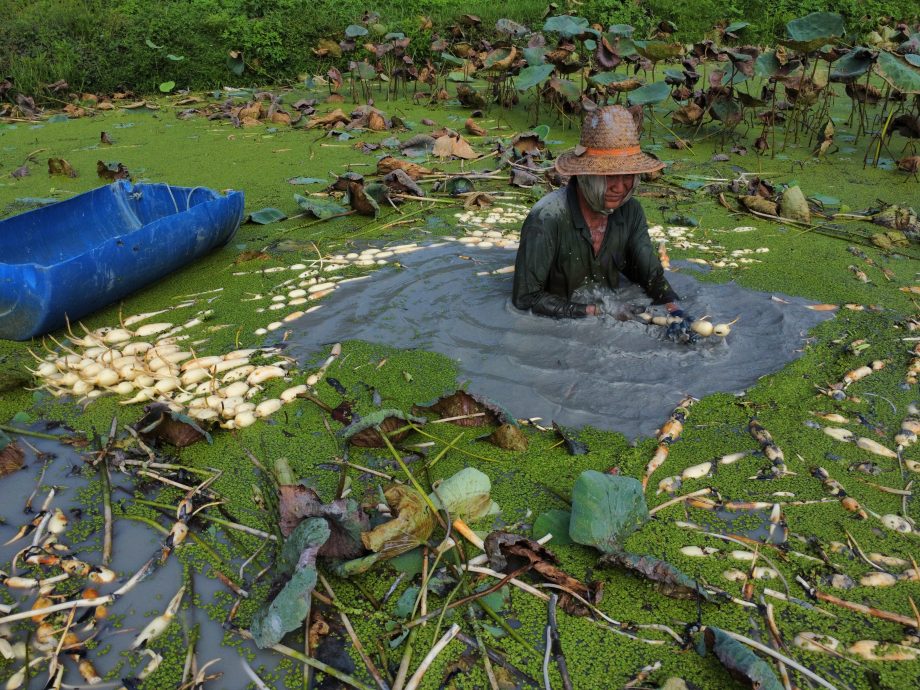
xmin=368 ymin=111 xmax=387 ymax=131
xmin=97 ymin=160 xmax=130 ymax=181
xmin=132 ymin=403 xmax=208 ymax=449
xmin=465 ymin=118 xmax=486 ymax=136
xmin=306 ymin=109 xmax=350 ymax=129
xmin=48 ymin=158 xmax=77 ymax=178
xmin=383 ymin=169 xmax=424 ymax=197
xmin=463 ymin=192 xmax=495 ymax=209
xmin=740 ymin=195 xmax=777 ymax=216
xmin=487 ymin=423 xmax=528 ymax=451
xmin=806 ymin=304 xmax=839 ymax=311
xmin=484 ymin=531 xmax=603 ymax=616
xmin=413 ymin=390 xmax=508 ymax=426
xmin=376 ymin=156 xmax=430 ymax=179
xmin=100 ymin=131 xmax=113 ymax=145
xmin=672 ymin=103 xmax=704 ymax=125
xmin=510 ymin=168 xmax=540 ymax=188
xmin=277 ymin=484 xmax=369 ymax=558
xmin=511 ymin=132 xmax=544 ymax=156
xmin=599 ymin=551 xmax=710 ymax=600
xmin=234 ymin=250 xmax=270 ymax=264
xmin=63 ymin=103 xmax=86 ymax=118
xmin=0 ymin=442 xmax=24 ymax=478
xmin=361 ymin=485 xmax=435 ymax=558
xmin=433 ymin=133 xmax=479 ymax=160
xmin=11 ymin=165 xmax=29 ymax=179
xmin=779 ymin=185 xmax=810 ymax=223
xmin=897 ymin=156 xmax=920 ymax=174
xmin=270 ymin=110 xmax=292 ymax=126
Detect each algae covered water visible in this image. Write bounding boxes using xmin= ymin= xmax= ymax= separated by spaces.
xmin=287 ymin=243 xmax=835 ymax=438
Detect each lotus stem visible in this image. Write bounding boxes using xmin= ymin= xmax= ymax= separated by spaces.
xmin=404 ymin=623 xmax=461 ymax=690
xmin=649 ymin=488 xmax=712 ymax=515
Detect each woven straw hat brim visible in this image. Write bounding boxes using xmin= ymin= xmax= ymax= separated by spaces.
xmin=554 ymin=149 xmax=665 ymax=176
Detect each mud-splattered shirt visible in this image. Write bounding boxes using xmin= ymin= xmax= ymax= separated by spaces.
xmin=512 ymin=179 xmax=678 ymax=318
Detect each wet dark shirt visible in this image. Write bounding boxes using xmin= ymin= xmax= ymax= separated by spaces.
xmin=512 ymin=180 xmax=679 ymax=318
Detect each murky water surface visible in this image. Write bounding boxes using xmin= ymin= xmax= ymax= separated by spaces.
xmin=287 ymin=244 xmax=834 ymax=438
xmin=0 ymin=434 xmax=282 ymax=688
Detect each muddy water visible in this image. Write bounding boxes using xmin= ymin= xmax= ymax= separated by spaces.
xmin=0 ymin=433 xmax=282 ymax=688
xmin=287 ymin=243 xmax=834 ymax=438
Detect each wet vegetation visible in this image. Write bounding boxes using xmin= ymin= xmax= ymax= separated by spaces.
xmin=1 ymin=4 xmax=920 ymax=690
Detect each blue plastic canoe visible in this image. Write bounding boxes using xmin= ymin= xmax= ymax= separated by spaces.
xmin=0 ymin=180 xmax=244 ymax=340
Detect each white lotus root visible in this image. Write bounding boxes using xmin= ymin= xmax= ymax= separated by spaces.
xmin=793 ymin=632 xmax=840 ymax=654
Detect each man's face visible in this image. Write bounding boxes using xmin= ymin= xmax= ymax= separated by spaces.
xmin=603 ymin=174 xmax=635 ymax=209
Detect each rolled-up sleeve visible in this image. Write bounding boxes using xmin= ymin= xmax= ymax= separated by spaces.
xmin=513 ymin=211 xmax=590 ymax=318
xmin=623 ymin=202 xmax=679 ymax=305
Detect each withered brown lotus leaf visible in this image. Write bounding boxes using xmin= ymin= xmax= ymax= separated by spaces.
xmin=488 ymin=423 xmax=528 ymax=451
xmin=48 ymin=158 xmax=77 ymax=178
xmin=740 ymin=195 xmax=778 ymax=216
xmin=0 ymin=442 xmax=24 ymax=478
xmin=376 ymin=155 xmax=431 ymax=179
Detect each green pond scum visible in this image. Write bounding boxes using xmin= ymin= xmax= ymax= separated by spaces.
xmin=0 ymin=74 xmax=918 ymax=690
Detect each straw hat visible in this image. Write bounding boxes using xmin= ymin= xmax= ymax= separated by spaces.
xmin=555 ymin=105 xmax=665 ymax=176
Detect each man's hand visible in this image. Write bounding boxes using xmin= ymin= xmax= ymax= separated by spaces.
xmin=585 ymin=303 xmax=603 ymax=316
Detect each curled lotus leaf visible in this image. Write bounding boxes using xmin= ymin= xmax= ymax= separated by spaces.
xmin=446 ymin=176 xmax=475 ymax=195
xmin=133 ymin=402 xmax=209 ymax=448
xmin=277 ymin=484 xmax=369 ymax=560
xmin=598 ymin=551 xmax=712 ymax=600
xmin=483 ymin=46 xmax=517 ymax=72
xmin=484 ymin=531 xmax=602 ymax=616
xmin=378 ymin=154 xmax=432 ymax=178
xmin=830 ymin=47 xmax=875 ymax=81
xmin=552 ymin=422 xmax=588 ymax=455
xmin=696 ymin=627 xmax=784 ymax=690
xmin=413 ymin=390 xmax=513 ymax=426
xmin=339 ymin=408 xmax=425 ymax=447
xmin=361 ymin=485 xmax=436 ymax=557
xmin=428 ymin=467 xmax=500 ymax=521
xmin=293 ymin=194 xmax=348 ymax=220
xmin=250 ymin=518 xmax=329 ymax=648
xmin=588 ymin=71 xmax=640 ymax=90
xmin=486 ymin=423 xmax=529 ymax=451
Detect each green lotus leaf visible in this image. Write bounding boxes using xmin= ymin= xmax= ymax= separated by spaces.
xmin=293 ymin=194 xmax=347 ymax=219
xmin=569 ymin=471 xmax=649 ymax=553
xmin=248 ymin=207 xmax=287 ymax=224
xmin=532 ymin=509 xmax=573 ymax=545
xmin=876 ymin=50 xmax=920 ymax=94
xmin=542 ymin=15 xmax=589 ymax=38
xmin=515 ymin=63 xmax=555 ymax=91
xmin=784 ymin=12 xmax=845 ymax=53
xmin=627 ymin=81 xmax=670 ymax=106
xmin=429 ymin=467 xmax=500 ymax=521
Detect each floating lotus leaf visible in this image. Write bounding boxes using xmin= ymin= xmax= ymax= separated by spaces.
xmin=696 ymin=627 xmax=783 ymax=690
xmin=515 ymin=64 xmax=554 ymax=91
xmin=569 ymin=470 xmax=648 ymax=553
xmin=486 ymin=423 xmax=529 ymax=451
xmin=627 ymin=81 xmax=670 ymax=106
xmin=876 ymin=51 xmax=920 ymax=95
xmin=361 ymin=485 xmax=436 ymax=557
xmin=599 ymin=551 xmax=711 ymax=600
xmin=830 ymin=47 xmax=875 ymax=81
xmin=532 ymin=509 xmax=572 ymax=545
xmin=542 ymin=15 xmax=589 ymax=38
xmin=248 ymin=207 xmax=287 ymax=224
xmin=250 ymin=518 xmax=329 ymax=649
xmin=429 ymin=467 xmax=500 ymax=521
xmin=783 ymin=12 xmax=845 ymax=53
xmin=293 ymin=194 xmax=347 ymax=220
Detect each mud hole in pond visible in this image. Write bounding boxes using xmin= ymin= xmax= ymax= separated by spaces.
xmin=287 ymin=244 xmax=835 ymax=437
xmin=0 ymin=433 xmax=284 ymax=688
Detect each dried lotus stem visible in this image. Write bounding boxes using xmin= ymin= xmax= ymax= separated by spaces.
xmin=643 ymin=396 xmax=695 ymax=489
xmin=749 ymin=419 xmax=790 ymax=478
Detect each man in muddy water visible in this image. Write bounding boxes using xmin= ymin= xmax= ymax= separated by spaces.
xmin=512 ymin=105 xmax=686 ymax=322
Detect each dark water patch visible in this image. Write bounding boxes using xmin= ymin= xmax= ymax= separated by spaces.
xmin=286 ymin=244 xmax=835 ymax=438
xmin=0 ymin=432 xmax=282 ymax=687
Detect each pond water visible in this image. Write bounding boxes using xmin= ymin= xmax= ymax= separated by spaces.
xmin=0 ymin=433 xmax=284 ymax=688
xmin=287 ymin=243 xmax=835 ymax=438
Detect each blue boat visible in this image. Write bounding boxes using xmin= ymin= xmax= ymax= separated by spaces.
xmin=0 ymin=181 xmax=244 ymax=340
